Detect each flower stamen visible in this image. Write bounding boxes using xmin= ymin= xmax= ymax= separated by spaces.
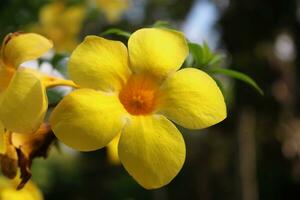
xmin=119 ymin=74 xmax=159 ymax=115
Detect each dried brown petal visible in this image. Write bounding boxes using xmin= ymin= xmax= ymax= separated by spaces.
xmin=0 ymin=123 xmax=56 ymax=189
xmin=0 ymin=140 xmax=18 ymax=179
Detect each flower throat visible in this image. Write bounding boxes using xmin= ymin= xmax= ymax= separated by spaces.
xmin=119 ymin=74 xmax=160 ymax=115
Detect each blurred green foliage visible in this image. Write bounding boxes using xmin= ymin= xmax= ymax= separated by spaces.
xmin=0 ymin=0 xmax=49 ymax=39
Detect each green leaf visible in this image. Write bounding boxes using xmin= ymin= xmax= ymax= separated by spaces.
xmin=101 ymin=28 xmax=131 ymax=38
xmin=202 ymin=42 xmax=214 ymax=63
xmin=183 ymin=54 xmax=194 ymax=67
xmin=188 ymin=43 xmax=204 ymax=66
xmin=47 ymin=89 xmax=65 ymax=105
xmin=188 ymin=42 xmax=226 ymax=68
xmin=209 ymin=67 xmax=264 ymax=95
xmin=152 ymin=20 xmax=171 ymax=28
xmin=51 ymin=53 xmax=67 ymax=68
xmin=188 ymin=42 xmax=220 ymax=68
xmin=208 ymin=53 xmax=225 ymax=65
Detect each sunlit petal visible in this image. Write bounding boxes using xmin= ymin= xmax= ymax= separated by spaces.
xmin=0 ymin=121 xmax=5 ymax=154
xmin=2 ymin=33 xmax=53 ymax=68
xmin=0 ymin=69 xmax=47 ymax=133
xmin=0 ymin=66 xmax=14 ymax=93
xmin=68 ymin=36 xmax=130 ymax=91
xmin=107 ymin=133 xmax=121 ymax=165
xmin=158 ymin=68 xmax=226 ymax=129
xmin=128 ymin=28 xmax=188 ymax=78
xmin=50 ymin=89 xmax=128 ymax=151
xmin=0 ymin=177 xmax=43 ymax=200
xmin=119 ymin=115 xmax=185 ymax=189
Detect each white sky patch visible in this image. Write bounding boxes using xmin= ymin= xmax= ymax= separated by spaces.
xmin=22 ymin=59 xmax=72 ymax=94
xmin=22 ymin=60 xmax=39 ymax=70
xmin=182 ymin=0 xmax=219 ymax=49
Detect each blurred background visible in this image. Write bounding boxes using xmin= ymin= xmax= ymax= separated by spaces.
xmin=1 ymin=0 xmax=300 ymax=199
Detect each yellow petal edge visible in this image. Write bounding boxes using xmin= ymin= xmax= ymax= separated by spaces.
xmin=50 ymin=89 xmax=128 ymax=151
xmin=128 ymin=28 xmax=188 ymax=78
xmin=0 ymin=69 xmax=48 ymax=133
xmin=2 ymin=33 xmax=53 ymax=68
xmin=118 ymin=115 xmax=186 ymax=189
xmin=159 ymin=68 xmax=227 ymax=129
xmin=68 ymin=36 xmax=130 ymax=92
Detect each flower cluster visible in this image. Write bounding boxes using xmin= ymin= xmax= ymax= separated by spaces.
xmin=0 ymin=27 xmax=226 ymax=190
xmin=31 ymin=0 xmax=131 ymax=53
xmin=0 ymin=32 xmax=74 ymax=189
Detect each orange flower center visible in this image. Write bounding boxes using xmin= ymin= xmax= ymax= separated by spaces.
xmin=119 ymin=74 xmax=160 ymax=115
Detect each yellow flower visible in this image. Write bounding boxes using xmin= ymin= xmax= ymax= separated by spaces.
xmin=0 ymin=32 xmax=52 ymax=134
xmin=37 ymin=1 xmax=86 ymax=53
xmin=0 ymin=177 xmax=43 ymax=200
xmin=96 ymin=0 xmax=130 ymax=23
xmin=50 ymin=28 xmax=227 ymax=189
xmin=0 ymin=32 xmax=78 ymax=135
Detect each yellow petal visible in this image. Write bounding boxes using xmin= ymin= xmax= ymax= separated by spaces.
xmin=0 ymin=69 xmax=48 ymax=133
xmin=0 ymin=121 xmax=5 ymax=154
xmin=107 ymin=133 xmax=121 ymax=165
xmin=40 ymin=2 xmax=85 ymax=35
xmin=118 ymin=115 xmax=185 ymax=189
xmin=0 ymin=66 xmax=15 ymax=94
xmin=2 ymin=33 xmax=53 ymax=68
xmin=158 ymin=68 xmax=226 ymax=129
xmin=50 ymin=89 xmax=128 ymax=151
xmin=97 ymin=0 xmax=129 ymax=23
xmin=39 ymin=2 xmax=86 ymax=53
xmin=39 ymin=1 xmax=64 ymax=26
xmin=61 ymin=6 xmax=86 ymax=35
xmin=68 ymin=36 xmax=130 ymax=92
xmin=0 ymin=177 xmax=43 ymax=200
xmin=128 ymin=28 xmax=188 ymax=78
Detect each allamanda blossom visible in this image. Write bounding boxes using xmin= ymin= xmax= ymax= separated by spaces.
xmin=0 ymin=32 xmax=77 ymax=188
xmin=0 ymin=32 xmax=77 ymax=134
xmin=50 ymin=28 xmax=226 ymax=189
xmin=0 ymin=32 xmax=52 ymax=134
xmin=36 ymin=1 xmax=86 ymax=53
